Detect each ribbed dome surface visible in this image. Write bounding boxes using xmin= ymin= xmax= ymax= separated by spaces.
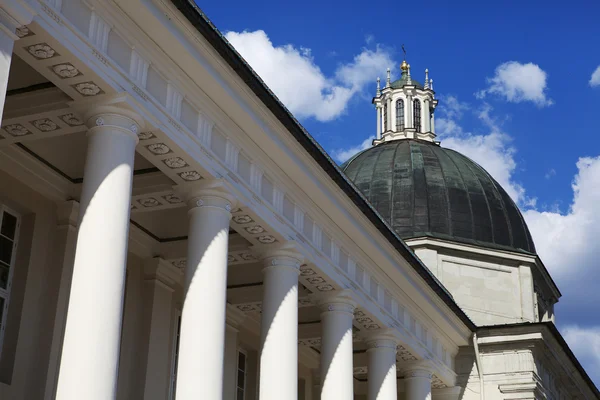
xmin=342 ymin=139 xmax=536 ymax=254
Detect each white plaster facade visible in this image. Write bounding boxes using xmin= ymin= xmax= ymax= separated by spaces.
xmin=0 ymin=0 xmax=596 ymax=399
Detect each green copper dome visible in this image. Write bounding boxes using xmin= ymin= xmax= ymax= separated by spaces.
xmin=341 ymin=139 xmax=536 ymax=254
xmin=390 ymin=75 xmax=423 ymax=90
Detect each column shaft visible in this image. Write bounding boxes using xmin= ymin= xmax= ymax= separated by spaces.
xmin=366 ymin=335 xmax=398 ymax=400
xmin=259 ymin=252 xmax=302 ymax=400
xmin=404 ymin=367 xmax=432 ymax=400
xmin=387 ymin=94 xmax=394 ymax=131
xmin=175 ymin=186 xmax=235 ymax=400
xmin=423 ymin=99 xmax=431 ymax=132
xmin=376 ymin=106 xmax=382 ymax=140
xmin=56 ymin=111 xmax=141 ymax=400
xmin=316 ymin=291 xmax=356 ymax=400
xmin=142 ymin=260 xmax=177 ymax=400
xmin=406 ymin=95 xmax=413 ymax=129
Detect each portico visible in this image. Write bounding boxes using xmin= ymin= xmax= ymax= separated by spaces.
xmin=0 ymin=1 xmax=489 ymax=400
xmin=0 ymin=2 xmax=471 ymax=399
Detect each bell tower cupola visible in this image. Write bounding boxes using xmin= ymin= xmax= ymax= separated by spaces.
xmin=373 ymin=55 xmax=438 ymax=145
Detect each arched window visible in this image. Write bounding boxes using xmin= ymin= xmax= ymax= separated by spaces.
xmin=383 ymin=103 xmax=388 ymax=132
xmin=395 ymin=99 xmax=405 ymax=130
xmin=413 ymin=99 xmax=421 ymax=132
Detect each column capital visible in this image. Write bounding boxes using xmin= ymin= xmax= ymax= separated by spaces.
xmin=310 ymin=289 xmax=357 ymax=316
xmin=364 ymin=329 xmax=399 ymax=351
xmin=143 ymin=257 xmax=182 ymax=291
xmin=69 ymin=94 xmax=147 ymax=140
xmin=401 ymin=360 xmax=436 ymax=378
xmin=174 ymin=179 xmax=237 ymax=215
xmin=253 ymin=241 xmax=305 ymax=274
xmin=56 ymin=200 xmax=80 ymax=228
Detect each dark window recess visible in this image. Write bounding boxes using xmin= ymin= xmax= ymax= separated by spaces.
xmin=396 ymin=99 xmax=405 ymax=130
xmin=0 ymin=213 xmax=16 ymax=240
xmin=413 ymin=99 xmax=421 ymax=132
xmin=236 ymin=351 xmax=247 ymax=400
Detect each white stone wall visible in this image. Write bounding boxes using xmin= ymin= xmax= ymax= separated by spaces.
xmin=413 ymin=245 xmax=537 ymax=326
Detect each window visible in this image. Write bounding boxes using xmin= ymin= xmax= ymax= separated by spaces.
xmin=236 ymin=350 xmax=247 ymax=400
xmin=383 ymin=103 xmax=388 ymax=132
xmin=413 ymin=99 xmax=421 ymax=132
xmin=395 ymin=99 xmax=405 ymax=130
xmin=0 ymin=207 xmax=19 ymax=356
xmin=169 ymin=311 xmax=182 ymax=400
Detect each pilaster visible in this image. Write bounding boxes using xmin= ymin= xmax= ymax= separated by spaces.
xmin=44 ymin=200 xmax=79 ymax=400
xmin=141 ymin=258 xmax=180 ymax=400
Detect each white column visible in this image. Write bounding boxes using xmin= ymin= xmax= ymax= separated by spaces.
xmin=313 ymin=290 xmax=356 ymax=400
xmin=142 ymin=258 xmax=179 ymax=400
xmin=175 ymin=181 xmax=236 ymax=400
xmin=430 ymin=111 xmax=435 ymax=134
xmin=423 ymin=99 xmax=431 ymax=133
xmin=0 ymin=3 xmax=34 ymax=123
xmin=406 ymin=95 xmax=413 ymax=129
xmin=56 ymin=107 xmax=143 ymax=400
xmin=387 ymin=94 xmax=394 ymax=131
xmin=403 ymin=362 xmax=433 ymax=400
xmin=366 ymin=332 xmax=398 ymax=400
xmin=259 ymin=245 xmax=303 ymax=400
xmin=376 ymin=105 xmax=382 ymax=140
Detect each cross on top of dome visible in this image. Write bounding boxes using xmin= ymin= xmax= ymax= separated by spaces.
xmin=372 ymin=55 xmax=438 ymax=145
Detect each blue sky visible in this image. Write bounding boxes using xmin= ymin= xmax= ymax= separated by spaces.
xmin=198 ymin=0 xmax=600 ymax=384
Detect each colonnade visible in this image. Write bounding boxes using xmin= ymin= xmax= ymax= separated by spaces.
xmin=45 ymin=106 xmax=435 ymax=400
xmin=0 ymin=18 xmax=437 ymax=399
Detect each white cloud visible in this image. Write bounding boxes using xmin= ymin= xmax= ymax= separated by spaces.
xmin=225 ymin=30 xmax=393 ymax=122
xmin=331 ymin=136 xmax=374 ymax=163
xmin=436 ymin=98 xmax=527 ymax=204
xmin=477 ymin=61 xmax=553 ymax=107
xmin=563 ymin=326 xmax=600 ymax=386
xmin=590 ymin=66 xmax=600 ymax=87
xmin=523 ymin=156 xmax=600 ymax=293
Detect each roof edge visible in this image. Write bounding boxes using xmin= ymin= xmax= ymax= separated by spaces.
xmin=169 ymin=0 xmax=476 ymax=332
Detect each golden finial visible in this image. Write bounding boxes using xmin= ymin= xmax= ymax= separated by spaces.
xmin=400 ymin=60 xmax=409 ymax=72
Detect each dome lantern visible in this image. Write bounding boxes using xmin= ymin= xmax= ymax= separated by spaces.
xmin=372 ymin=54 xmax=438 ymax=146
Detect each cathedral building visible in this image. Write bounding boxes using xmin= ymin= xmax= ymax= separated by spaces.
xmin=0 ymin=0 xmax=597 ymax=399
